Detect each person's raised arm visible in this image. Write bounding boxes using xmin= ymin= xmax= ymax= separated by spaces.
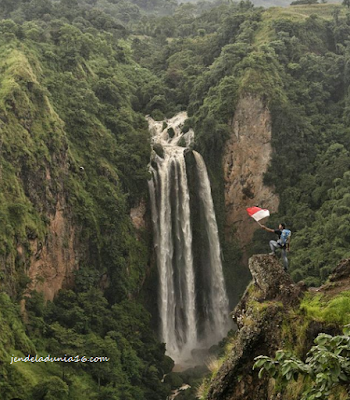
xmin=258 ymin=222 xmax=275 ymax=233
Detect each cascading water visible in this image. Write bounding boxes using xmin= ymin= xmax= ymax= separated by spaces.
xmin=148 ymin=112 xmax=230 ymax=364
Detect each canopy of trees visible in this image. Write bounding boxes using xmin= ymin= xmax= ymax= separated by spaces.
xmin=1 ymin=0 xmax=350 ymax=398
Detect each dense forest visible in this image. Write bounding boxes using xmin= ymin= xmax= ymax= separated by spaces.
xmin=1 ymin=0 xmax=350 ymax=399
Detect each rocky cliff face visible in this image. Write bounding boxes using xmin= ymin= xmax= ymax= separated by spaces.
xmin=0 ymin=49 xmax=80 ymax=302
xmin=14 ymin=143 xmax=78 ymax=302
xmin=130 ymin=199 xmax=147 ymax=231
xmin=205 ymin=256 xmax=350 ymax=400
xmin=26 ymin=201 xmax=77 ymax=302
xmin=223 ymin=96 xmax=279 ymax=260
xmin=206 ymin=255 xmax=303 ymax=400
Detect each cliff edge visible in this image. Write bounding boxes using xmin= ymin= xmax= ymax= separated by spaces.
xmin=205 ymin=255 xmax=350 ymax=400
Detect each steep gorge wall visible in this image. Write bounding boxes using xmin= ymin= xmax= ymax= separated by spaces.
xmin=0 ymin=46 xmax=145 ymax=304
xmin=0 ymin=48 xmax=81 ymax=301
xmin=223 ymin=96 xmax=279 ymax=261
xmin=25 ymin=201 xmax=77 ymax=302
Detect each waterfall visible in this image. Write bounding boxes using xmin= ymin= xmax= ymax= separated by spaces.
xmin=192 ymin=151 xmax=230 ymax=340
xmin=148 ymin=113 xmax=230 ymax=364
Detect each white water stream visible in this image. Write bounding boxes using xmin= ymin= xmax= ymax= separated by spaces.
xmin=148 ymin=112 xmax=230 ymax=364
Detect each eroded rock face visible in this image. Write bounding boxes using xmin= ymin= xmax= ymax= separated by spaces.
xmin=26 ymin=200 xmax=77 ymax=302
xmin=223 ymin=96 xmax=279 ymax=259
xmin=130 ymin=199 xmax=147 ymax=231
xmin=206 ymin=255 xmax=304 ymax=400
xmin=206 ymin=256 xmax=350 ymax=400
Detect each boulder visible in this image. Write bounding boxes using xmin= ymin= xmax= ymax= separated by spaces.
xmin=248 ymin=254 xmax=302 ymax=304
xmin=153 ymin=143 xmax=164 ymax=158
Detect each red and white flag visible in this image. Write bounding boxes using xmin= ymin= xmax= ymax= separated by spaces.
xmin=246 ymin=207 xmax=270 ymax=222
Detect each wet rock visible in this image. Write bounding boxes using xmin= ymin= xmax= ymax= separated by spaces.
xmin=153 ymin=143 xmax=164 ymax=158
xmin=167 ymin=127 xmax=175 ymax=138
xmin=151 ymin=159 xmax=158 ymax=169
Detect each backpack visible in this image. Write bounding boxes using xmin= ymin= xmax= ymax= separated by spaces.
xmin=278 ymin=229 xmax=291 ymax=247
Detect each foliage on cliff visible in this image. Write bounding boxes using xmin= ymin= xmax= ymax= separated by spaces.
xmin=1 ymin=290 xmax=173 ymax=399
xmin=250 ymin=290 xmax=350 ymax=399
xmin=2 ymin=0 xmax=350 ymax=398
xmin=254 ymin=325 xmax=350 ymax=400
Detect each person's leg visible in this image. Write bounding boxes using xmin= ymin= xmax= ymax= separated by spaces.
xmin=269 ymin=240 xmax=279 ymax=255
xmin=281 ymin=248 xmax=288 ymax=270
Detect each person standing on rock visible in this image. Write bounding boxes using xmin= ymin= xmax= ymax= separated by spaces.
xmin=258 ymin=222 xmax=291 ymax=271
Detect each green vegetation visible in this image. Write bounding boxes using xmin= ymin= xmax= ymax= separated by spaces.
xmin=2 ymin=0 xmax=350 ymax=397
xmin=201 ymin=286 xmax=350 ymax=400
xmin=254 ymin=325 xmax=350 ymax=400
xmin=0 ymin=290 xmax=173 ymax=399
xmin=300 ymin=291 xmax=350 ymax=326
xmin=132 ymin=0 xmax=350 ymax=289
xmin=0 ymin=1 xmax=173 ymax=398
xmin=249 ymin=289 xmax=350 ymax=399
xmin=233 ymin=4 xmax=350 ymax=286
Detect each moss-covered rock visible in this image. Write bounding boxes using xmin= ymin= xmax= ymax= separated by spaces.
xmin=153 ymin=143 xmax=165 ymax=158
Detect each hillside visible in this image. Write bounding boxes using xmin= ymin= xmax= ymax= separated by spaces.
xmin=1 ymin=0 xmax=350 ymax=399
xmin=0 ymin=7 xmax=172 ymax=399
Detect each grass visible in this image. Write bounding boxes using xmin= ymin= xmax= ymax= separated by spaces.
xmin=279 ymin=376 xmax=304 ymax=399
xmin=284 ymin=3 xmax=344 ymax=19
xmin=265 ymin=3 xmax=344 ymax=22
xmin=330 ymin=386 xmax=350 ymax=400
xmin=254 ymin=3 xmax=345 ymax=46
xmin=300 ymin=290 xmax=350 ymax=325
xmin=11 ymin=350 xmax=59 ymax=384
xmin=196 ymin=378 xmax=211 ymax=400
xmin=206 ymin=356 xmax=223 ymax=376
xmin=281 ymin=310 xmax=310 ymax=356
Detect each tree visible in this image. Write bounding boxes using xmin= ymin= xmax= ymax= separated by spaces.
xmin=291 ymin=0 xmax=318 ymax=4
xmin=32 ymin=376 xmax=69 ymax=400
xmin=0 ymin=0 xmax=21 ymax=17
xmin=22 ymin=0 xmax=53 ymax=20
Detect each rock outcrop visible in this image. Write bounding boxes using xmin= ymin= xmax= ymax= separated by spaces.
xmin=206 ymin=255 xmax=304 ymax=400
xmin=223 ymin=96 xmax=279 ymax=261
xmin=248 ymin=255 xmax=301 ymax=303
xmin=130 ymin=199 xmax=147 ymax=231
xmin=205 ymin=255 xmax=350 ymax=400
xmin=27 ymin=201 xmax=77 ymax=302
xmin=329 ymin=258 xmax=350 ymax=285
